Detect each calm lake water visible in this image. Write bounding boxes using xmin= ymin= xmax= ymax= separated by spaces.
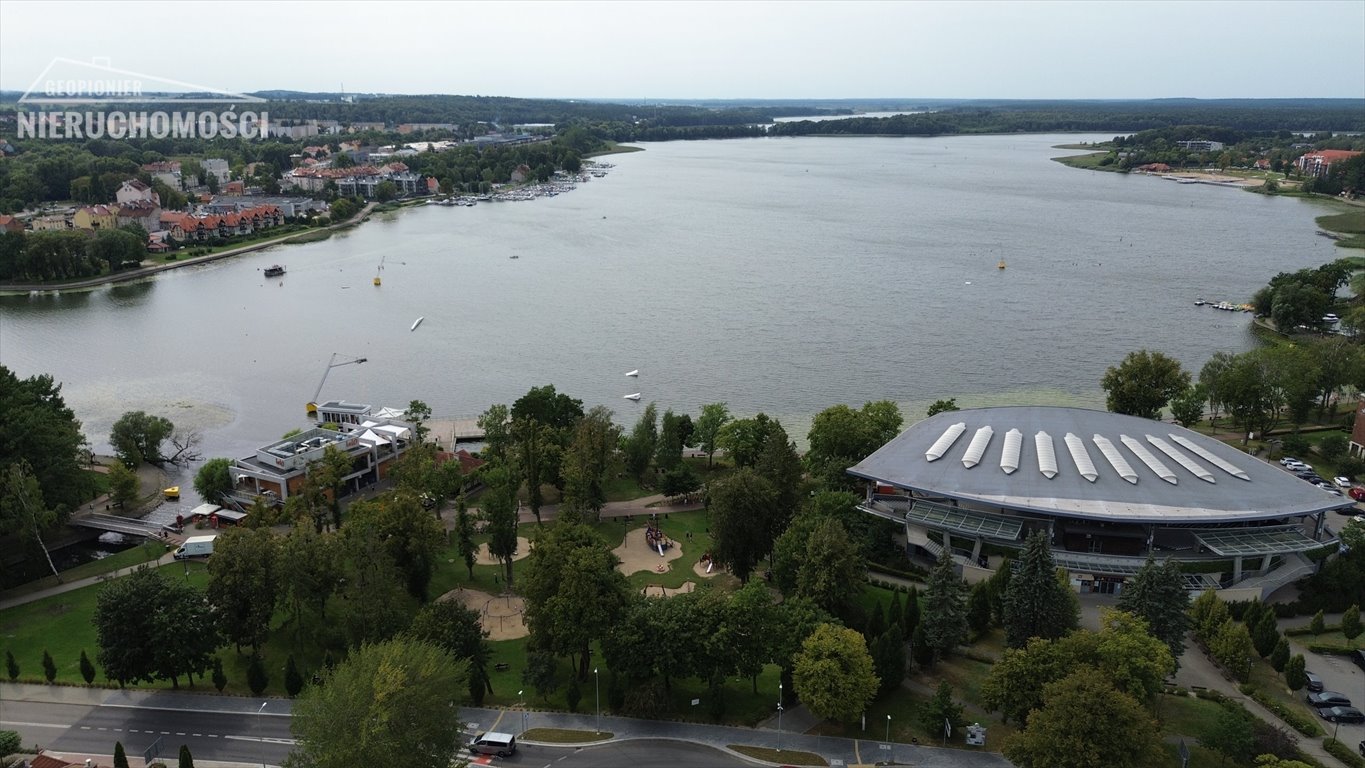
xmin=0 ymin=134 xmax=1345 ymax=483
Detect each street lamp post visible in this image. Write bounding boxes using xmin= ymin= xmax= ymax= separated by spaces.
xmin=886 ymin=714 xmax=892 ymax=743
xmin=594 ymin=668 xmax=601 ymax=734
xmin=257 ymin=701 xmax=268 ymax=768
xmin=518 ymin=689 xmax=527 ymax=735
xmin=777 ymin=682 xmax=783 ymax=751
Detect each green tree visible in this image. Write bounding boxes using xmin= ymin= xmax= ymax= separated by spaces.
xmin=926 ymin=398 xmax=960 ymax=417
xmin=114 ymin=741 xmax=129 ymax=768
xmin=1003 ymin=667 xmax=1163 ymax=768
xmin=41 ymin=649 xmax=55 ymax=683
xmin=622 ymin=402 xmax=658 ymax=485
xmin=706 ymin=467 xmax=780 ymax=583
xmin=308 ymin=444 xmax=354 ymax=531
xmin=1343 ymin=603 xmax=1363 ymax=641
xmin=920 ymin=681 xmax=966 ymax=740
xmin=247 ymin=654 xmax=268 ymax=695
xmin=871 ymin=625 xmax=906 ymax=694
xmin=1253 ymin=611 xmax=1280 ymax=658
xmin=1309 ymin=609 xmax=1325 ymax=635
xmin=375 ymin=180 xmax=399 ymax=202
xmin=560 ymin=406 xmax=619 ymax=519
xmin=5 ymin=651 xmax=17 ymax=681
xmin=511 ymin=417 xmax=558 ymax=523
xmin=79 ymin=649 xmax=95 ymax=684
xmin=211 ymin=657 xmax=226 ymax=692
xmin=795 ymin=517 xmax=863 ymax=614
xmin=192 ymin=457 xmax=234 ymax=505
xmin=482 ymin=467 xmax=520 ymax=587
xmin=277 ymin=524 xmax=340 ymax=641
xmin=967 ymin=581 xmax=993 ymax=638
xmin=1117 ymin=556 xmax=1191 ymax=668
xmin=1004 ymin=531 xmax=1078 ymax=648
xmin=1270 ymin=637 xmax=1290 ymax=673
xmin=0 ymin=367 xmax=92 ymax=519
xmin=655 ymin=409 xmax=685 ymax=471
xmin=921 ymin=550 xmax=969 ymax=665
xmin=403 ymin=399 xmax=432 ymax=443
xmin=109 ymin=410 xmax=175 ymax=467
xmin=1211 ymin=620 xmax=1255 ymax=682
xmin=477 ymin=404 xmax=512 ymax=466
xmin=106 ymin=461 xmax=139 ymax=509
xmin=791 ymin=623 xmax=879 ymax=725
xmin=454 ymin=497 xmax=478 ymax=579
xmin=345 ymin=494 xmax=444 ymax=601
xmin=1200 ymin=351 xmax=1236 ymax=426
xmin=1284 ymin=653 xmax=1307 ymax=691
xmin=1169 ymin=384 xmax=1207 ymax=427
xmin=521 ymin=523 xmax=631 ymax=679
xmin=176 ymin=744 xmax=195 ymax=768
xmin=1201 ymin=704 xmax=1255 ymax=765
xmin=716 ymin=413 xmax=782 ymax=468
xmin=95 ymin=567 xmax=218 ymax=688
xmin=804 ymin=401 xmax=902 ymax=489
xmin=693 ymin=403 xmax=731 ymax=467
xmin=1 ymin=463 xmax=60 ymax=582
xmin=286 ymin=639 xmax=467 ymax=768
xmin=206 ymin=527 xmax=279 ymax=652
xmin=1101 ymin=349 xmax=1191 ymax=419
xmin=407 ymin=599 xmax=494 ymax=705
xmin=281 ymin=655 xmax=302 ymax=698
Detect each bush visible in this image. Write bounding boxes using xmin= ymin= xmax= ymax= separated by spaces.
xmin=1246 ymin=685 xmax=1323 ymax=736
xmin=1307 ymin=643 xmax=1358 ymax=655
xmin=1281 ymin=434 xmax=1311 ymax=456
xmin=1319 ymin=434 xmax=1349 ymax=461
xmin=1195 ymin=687 xmax=1227 ymax=702
xmin=0 ymin=730 xmax=22 ymax=755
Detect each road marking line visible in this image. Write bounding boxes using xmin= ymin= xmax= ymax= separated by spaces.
xmin=80 ymin=726 xmax=91 ymax=730
xmin=487 ymin=709 xmax=506 ymax=733
xmin=0 ymin=721 xmax=67 ymax=730
xmin=176 ymin=732 xmax=186 ymax=735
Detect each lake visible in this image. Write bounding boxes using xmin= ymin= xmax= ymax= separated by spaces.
xmin=0 ymin=133 xmax=1344 ymax=484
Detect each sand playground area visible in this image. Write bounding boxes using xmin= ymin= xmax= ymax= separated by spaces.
xmin=613 ymin=523 xmax=685 ymax=576
xmin=475 ymin=536 xmax=532 ymax=566
xmin=438 ymin=586 xmax=528 ymax=641
xmin=642 ymin=581 xmax=696 ymax=598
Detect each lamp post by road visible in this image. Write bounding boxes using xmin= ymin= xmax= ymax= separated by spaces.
xmin=594 ymin=667 xmax=601 ymax=734
xmin=777 ymin=682 xmax=783 ymax=751
xmin=886 ymin=714 xmax=891 ymax=743
xmin=257 ymin=701 xmax=268 ymax=768
xmin=518 ymin=689 xmax=527 ymax=735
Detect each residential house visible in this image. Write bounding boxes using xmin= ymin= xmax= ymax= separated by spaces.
xmin=73 ymin=204 xmax=118 ymax=230
xmin=114 ymin=201 xmax=162 ymax=232
xmin=201 ymin=158 xmax=231 ymax=185
xmin=1297 ymin=150 xmax=1363 ymax=178
xmin=141 ymin=161 xmax=183 ymax=190
xmin=397 ymin=122 xmax=458 ymax=134
xmin=31 ymin=215 xmax=72 ymax=231
xmin=206 ymin=195 xmax=322 ymax=218
xmin=0 ymin=214 xmax=24 ymax=233
xmin=1176 ymin=140 xmax=1224 ymax=152
xmin=116 ymin=179 xmax=160 ymax=206
xmin=302 ymin=145 xmax=329 ymax=158
xmin=223 ymin=180 xmax=245 ymax=195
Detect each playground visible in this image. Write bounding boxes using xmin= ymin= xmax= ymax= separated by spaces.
xmin=693 ymin=552 xmax=723 ymax=579
xmin=439 ymin=586 xmax=528 ymax=641
xmin=475 ymin=536 xmax=532 ymax=566
xmin=642 ymin=581 xmax=696 ymax=597
xmin=612 ymin=517 xmax=685 ymax=576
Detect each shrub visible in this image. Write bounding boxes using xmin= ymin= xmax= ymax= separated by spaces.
xmin=6 ymin=651 xmax=18 ymax=681
xmin=1246 ymin=685 xmax=1323 ymax=736
xmin=1319 ymin=434 xmax=1349 ymax=461
xmin=1310 ymin=610 xmax=1326 ymax=635
xmin=247 ymin=654 xmax=268 ymax=695
xmin=1325 ymin=738 xmax=1365 ymax=767
xmin=0 ymin=730 xmax=21 ymax=755
xmin=41 ymin=650 xmax=55 ymax=683
xmin=211 ymin=658 xmax=226 ymax=692
xmin=80 ymin=649 xmax=96 ymax=684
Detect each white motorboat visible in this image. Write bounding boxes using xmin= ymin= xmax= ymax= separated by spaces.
xmin=623 ymin=393 xmax=641 ymax=401
xmin=625 ymin=369 xmax=638 ymax=377
xmin=411 ymin=317 xmax=424 ymax=331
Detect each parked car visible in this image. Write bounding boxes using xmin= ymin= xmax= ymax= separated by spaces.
xmin=1281 ymin=457 xmax=1302 ymax=467
xmin=1338 ymin=477 xmax=1354 ymax=488
xmin=1318 ymin=706 xmax=1365 ymax=723
xmin=1307 ymin=691 xmax=1352 ymax=708
xmin=1353 ymin=650 xmax=1365 ymax=671
xmin=1352 ymin=486 xmax=1365 ymax=502
xmin=1359 ymin=739 xmax=1364 ymax=757
xmin=468 ymin=732 xmax=517 ymax=758
xmin=1306 ymin=671 xmax=1325 ymax=692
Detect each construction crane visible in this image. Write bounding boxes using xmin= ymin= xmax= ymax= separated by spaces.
xmin=306 ymin=353 xmax=368 ymax=413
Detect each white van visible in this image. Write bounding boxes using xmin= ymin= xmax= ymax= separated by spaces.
xmin=468 ymin=731 xmax=517 ymax=757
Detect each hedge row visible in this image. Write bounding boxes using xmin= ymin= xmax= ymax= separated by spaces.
xmin=1325 ymin=738 xmax=1365 ymax=768
xmin=1286 ymin=623 xmax=1341 ymax=637
xmin=1306 ymin=643 xmax=1359 ymax=656
xmin=1244 ymin=686 xmax=1324 ymax=737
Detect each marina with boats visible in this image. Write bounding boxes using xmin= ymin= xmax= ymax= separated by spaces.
xmin=426 ymin=162 xmax=614 ymax=207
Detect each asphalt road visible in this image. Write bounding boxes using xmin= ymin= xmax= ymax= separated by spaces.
xmin=505 ymin=741 xmax=751 ymax=768
xmin=1 ymin=699 xmax=294 ymax=764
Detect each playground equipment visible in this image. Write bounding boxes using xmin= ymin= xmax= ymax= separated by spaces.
xmin=701 ymin=552 xmax=714 ymax=573
xmin=644 ymin=518 xmax=672 ymax=557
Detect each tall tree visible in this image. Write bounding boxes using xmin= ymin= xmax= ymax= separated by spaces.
xmin=921 ymin=550 xmax=969 ymax=665
xmin=560 ymin=406 xmax=620 ymax=519
xmin=404 ymin=400 xmax=432 ymax=444
xmin=1100 ymin=349 xmax=1191 ymax=419
xmin=1003 ymin=531 xmax=1079 ymax=648
xmin=804 ymin=401 xmax=902 ymax=489
xmin=95 ymin=567 xmax=218 ymax=688
xmin=512 ymin=417 xmax=558 ymax=523
xmin=476 ymin=404 xmax=512 ymax=466
xmin=193 ymin=457 xmax=234 ymax=505
xmin=0 ymin=366 xmax=93 ymax=516
xmin=795 ymin=517 xmax=864 ymax=614
xmin=521 ymin=523 xmax=631 ymax=679
xmin=622 ymin=402 xmax=658 ymax=485
xmin=407 ymin=599 xmax=494 ymax=705
xmin=286 ymin=639 xmax=467 ymax=768
xmin=693 ymin=402 xmax=731 ymax=467
xmin=344 ymin=494 xmax=444 ymax=601
xmin=206 ymin=527 xmax=279 ymax=652
xmin=926 ymin=398 xmax=960 ymax=417
xmin=106 ymin=461 xmax=139 ymax=509
xmin=1003 ymin=668 xmax=1163 ymax=768
xmin=114 ymin=742 xmax=129 ymax=768
xmin=1116 ymin=556 xmax=1191 ymax=668
xmin=716 ymin=413 xmax=781 ymax=468
xmin=791 ymin=623 xmax=879 ymax=725
xmin=1253 ymin=611 xmax=1281 ymax=658
xmin=1199 ymin=351 xmax=1236 ymax=426
xmin=108 ymin=410 xmax=175 ymax=467
xmin=706 ymin=467 xmax=780 ymax=583
xmin=482 ymin=467 xmax=520 ymax=587
xmin=655 ymin=409 xmax=685 ymax=472
xmin=276 ymin=523 xmax=340 ymax=640
xmin=309 ymin=443 xmax=356 ymax=530
xmin=0 ymin=462 xmax=60 ymax=581
xmin=454 ymin=496 xmax=478 ymax=580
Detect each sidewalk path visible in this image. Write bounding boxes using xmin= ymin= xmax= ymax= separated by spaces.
xmin=0 ymin=551 xmax=177 ymax=612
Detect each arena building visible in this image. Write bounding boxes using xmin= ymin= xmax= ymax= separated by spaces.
xmin=849 ymin=406 xmax=1349 ymax=599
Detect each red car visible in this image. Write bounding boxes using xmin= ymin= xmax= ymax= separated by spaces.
xmin=1351 ymin=486 xmax=1365 ymax=502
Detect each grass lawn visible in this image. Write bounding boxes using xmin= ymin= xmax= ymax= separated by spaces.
xmin=1051 ymin=152 xmax=1123 ymax=172
xmin=1318 ymin=210 xmax=1365 ymax=235
xmin=1248 ymin=656 xmax=1322 ymax=728
xmin=1157 ymin=693 xmax=1229 ymax=740
xmin=84 ymin=468 xmax=110 ymax=500
xmin=521 ymin=728 xmax=611 ymax=743
xmin=0 ymin=539 xmax=170 ymax=600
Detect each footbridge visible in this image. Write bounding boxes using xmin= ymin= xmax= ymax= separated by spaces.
xmin=69 ymin=513 xmax=169 ymax=538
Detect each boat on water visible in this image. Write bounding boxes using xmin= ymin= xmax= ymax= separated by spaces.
xmin=625 ymin=369 xmax=639 ymax=377
xmin=1195 ymin=298 xmax=1206 ymax=306
xmin=997 ymin=258 xmax=1006 ymax=270
xmin=623 ymin=393 xmax=642 ymax=401
xmin=509 ymin=255 xmax=520 ymax=260
xmin=411 ymin=317 xmax=424 ymax=331
xmin=264 ymin=265 xmax=286 ymax=278
xmin=163 ymin=486 xmax=180 ymax=500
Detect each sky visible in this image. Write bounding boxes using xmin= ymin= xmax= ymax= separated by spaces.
xmin=2 ymin=0 xmax=1363 ymax=101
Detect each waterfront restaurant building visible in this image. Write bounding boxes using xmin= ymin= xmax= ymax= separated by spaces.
xmin=229 ymin=401 xmax=413 ymax=508
xmin=849 ymin=406 xmax=1349 ymax=600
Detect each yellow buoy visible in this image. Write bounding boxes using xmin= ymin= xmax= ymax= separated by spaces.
xmin=373 ymin=275 xmax=381 ymax=286
xmin=998 ymin=258 xmax=1007 ymax=270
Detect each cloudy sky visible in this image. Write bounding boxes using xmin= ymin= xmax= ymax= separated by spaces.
xmin=3 ymin=0 xmax=1363 ymax=100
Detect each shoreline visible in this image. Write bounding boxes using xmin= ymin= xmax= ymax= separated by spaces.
xmin=0 ymin=201 xmax=378 ymax=295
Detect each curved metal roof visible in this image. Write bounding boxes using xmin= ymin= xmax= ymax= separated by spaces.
xmin=848 ymin=406 xmax=1351 ymax=524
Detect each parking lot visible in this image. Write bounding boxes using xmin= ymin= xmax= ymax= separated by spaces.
xmin=1299 ymin=644 xmax=1365 ymax=752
